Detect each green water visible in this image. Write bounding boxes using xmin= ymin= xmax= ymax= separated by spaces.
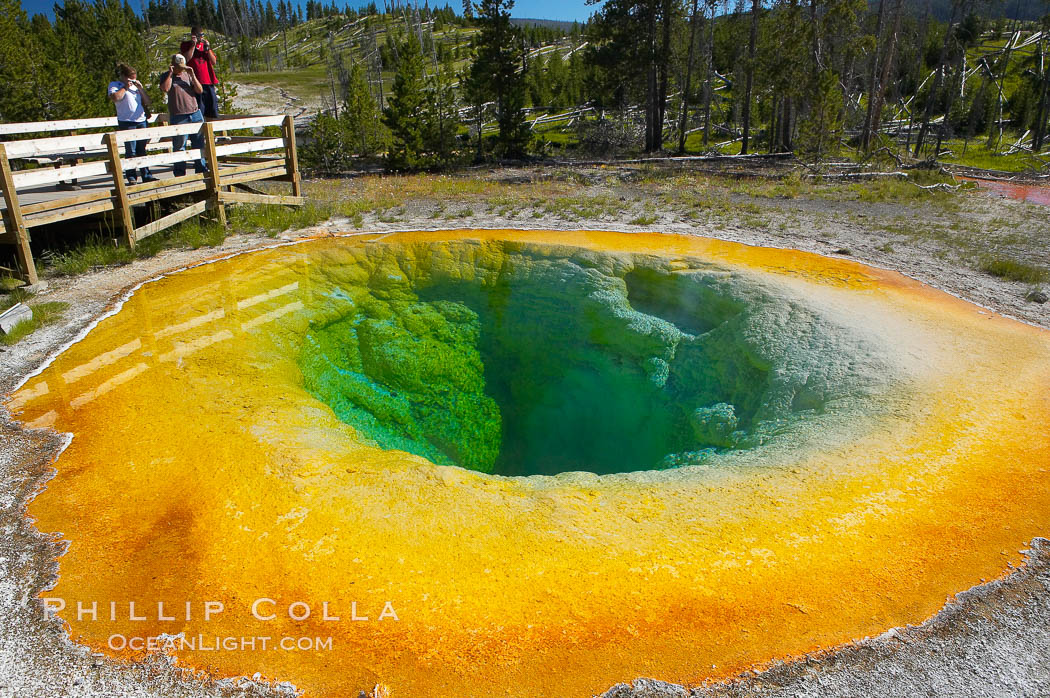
xmin=298 ymin=242 xmax=853 ymax=476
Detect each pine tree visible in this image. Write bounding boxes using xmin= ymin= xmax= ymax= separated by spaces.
xmin=422 ymin=52 xmax=460 ymax=164
xmin=526 ymin=53 xmax=551 ymax=108
xmin=0 ymin=0 xmax=52 ymax=121
xmin=51 ymin=0 xmax=149 ymax=117
xmin=383 ymin=34 xmax=428 ymax=169
xmin=468 ymin=0 xmax=531 ymax=157
xmin=305 ymin=112 xmax=355 ymax=172
xmin=343 ymin=61 xmax=387 ymax=155
xmin=461 ymin=55 xmax=488 ymax=160
xmin=586 ymin=0 xmax=678 ymax=152
xmin=546 ymin=50 xmax=568 ymax=106
xmin=796 ymin=69 xmax=843 ymax=158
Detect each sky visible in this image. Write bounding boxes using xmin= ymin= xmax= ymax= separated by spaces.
xmin=19 ymin=0 xmax=601 ymax=23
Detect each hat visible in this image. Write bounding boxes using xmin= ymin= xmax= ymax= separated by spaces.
xmin=172 ymin=53 xmax=187 ymax=66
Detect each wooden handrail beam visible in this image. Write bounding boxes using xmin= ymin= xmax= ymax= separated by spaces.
xmin=23 ymin=199 xmax=117 ymax=229
xmin=126 ymin=171 xmax=207 ymax=195
xmin=134 ymin=200 xmax=208 ymax=241
xmin=211 ymin=115 xmax=287 ymax=132
xmin=0 ymin=114 xmax=159 ymax=136
xmin=128 ymin=179 xmax=208 ymax=205
xmin=214 ymin=138 xmax=286 ymax=158
xmin=20 ymin=188 xmax=113 ymax=215
xmin=7 ymin=137 xmax=284 ymax=189
xmin=1 ymin=123 xmax=197 ymax=159
xmin=0 ymin=143 xmax=38 ymax=284
xmin=202 ymin=122 xmax=226 ymax=227
xmin=9 ymin=138 xmax=285 ymax=189
xmin=219 ymin=165 xmax=288 ymax=187
xmin=219 ymin=190 xmax=304 ymax=206
xmin=105 ymin=133 xmax=135 ymax=249
xmin=11 ymin=148 xmax=205 ymax=188
xmin=219 ymin=160 xmax=290 ymax=177
xmin=283 ymin=115 xmax=302 ymax=198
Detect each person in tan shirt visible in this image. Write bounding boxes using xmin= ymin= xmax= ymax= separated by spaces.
xmin=159 ymin=53 xmax=207 ymax=177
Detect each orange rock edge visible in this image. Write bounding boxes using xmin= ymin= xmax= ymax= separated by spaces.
xmin=6 ymin=229 xmax=1050 ymax=698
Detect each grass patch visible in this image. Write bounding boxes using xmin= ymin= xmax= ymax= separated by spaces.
xmin=979 ymin=257 xmax=1050 ymax=284
xmin=0 ymin=301 xmax=70 ymax=346
xmin=541 ymin=195 xmax=627 ymax=220
xmin=730 ymin=172 xmax=805 ymax=199
xmin=629 ymin=213 xmax=659 ymax=225
xmin=844 ymin=174 xmax=958 ymax=206
xmin=48 ymin=236 xmax=137 ymax=276
xmin=0 ymin=287 xmax=34 ymax=312
xmin=43 ymin=201 xmax=334 ymax=277
xmin=151 ymin=219 xmax=228 ymax=250
xmin=226 ymin=201 xmax=332 ymax=236
xmin=937 ymin=138 xmax=1046 ymax=173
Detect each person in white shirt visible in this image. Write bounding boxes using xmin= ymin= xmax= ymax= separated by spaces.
xmin=108 ymin=63 xmax=157 ymax=184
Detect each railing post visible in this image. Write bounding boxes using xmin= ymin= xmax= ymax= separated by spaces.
xmin=282 ymin=114 xmax=302 ymax=197
xmin=105 ymin=132 xmax=136 ymax=249
xmin=0 ymin=144 xmax=39 ymax=285
xmin=202 ymin=122 xmax=227 ymax=227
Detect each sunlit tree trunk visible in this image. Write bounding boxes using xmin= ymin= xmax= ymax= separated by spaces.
xmin=1034 ymin=32 xmax=1049 ymax=152
xmin=702 ymin=0 xmax=716 ymax=146
xmin=741 ymin=0 xmax=759 ymax=154
xmin=861 ymin=0 xmax=888 ymax=152
xmin=914 ymin=1 xmax=958 ymax=157
xmin=678 ymin=0 xmax=701 ymax=153
xmin=654 ymin=0 xmax=674 ymax=151
xmin=869 ymin=0 xmax=904 ymax=146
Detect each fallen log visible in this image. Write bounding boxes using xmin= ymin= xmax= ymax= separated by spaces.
xmin=546 ymin=152 xmax=794 ymax=167
xmin=802 ymin=171 xmax=908 ymax=179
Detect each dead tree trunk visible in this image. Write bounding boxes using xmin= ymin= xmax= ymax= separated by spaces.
xmin=914 ymin=2 xmax=957 ymax=157
xmin=702 ymin=0 xmax=717 ymax=146
xmin=646 ymin=4 xmax=658 ymax=151
xmin=906 ymin=0 xmax=932 ymax=150
xmin=988 ymin=35 xmax=1014 ymax=152
xmin=656 ymin=0 xmax=674 ymax=151
xmin=741 ymin=0 xmax=760 ymax=154
xmin=780 ymin=96 xmax=793 ymax=151
xmin=769 ymin=93 xmax=779 ymax=151
xmin=678 ymin=0 xmax=702 ymax=153
xmin=861 ymin=0 xmax=888 ymax=152
xmin=1034 ymin=32 xmax=1049 ymax=152
xmin=869 ymin=0 xmax=904 ymax=145
xmin=936 ymin=0 xmax=973 ymax=154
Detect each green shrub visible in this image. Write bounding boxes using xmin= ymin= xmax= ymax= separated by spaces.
xmin=980 ymin=257 xmax=1050 ymax=284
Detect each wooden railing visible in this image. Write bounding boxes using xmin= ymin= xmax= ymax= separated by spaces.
xmin=0 ymin=115 xmax=164 ymax=137
xmin=0 ymin=114 xmax=303 ymax=285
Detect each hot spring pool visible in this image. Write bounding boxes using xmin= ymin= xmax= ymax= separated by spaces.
xmin=7 ymin=229 xmax=1050 ymax=697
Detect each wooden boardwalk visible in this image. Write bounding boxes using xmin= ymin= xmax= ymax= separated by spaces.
xmin=0 ymin=114 xmax=303 ymax=285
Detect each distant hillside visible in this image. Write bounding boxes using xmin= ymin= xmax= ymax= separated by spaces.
xmin=893 ymin=0 xmax=1047 ymax=23
xmin=510 ymin=18 xmax=586 ymax=31
xmin=148 ymin=13 xmax=580 ymax=115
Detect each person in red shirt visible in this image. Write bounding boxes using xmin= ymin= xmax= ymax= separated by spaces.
xmin=180 ymin=26 xmax=219 ymax=119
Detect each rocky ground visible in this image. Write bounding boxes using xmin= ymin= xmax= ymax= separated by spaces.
xmin=229 ymin=82 xmax=320 ymax=121
xmin=1 ymin=165 xmax=1048 ymax=697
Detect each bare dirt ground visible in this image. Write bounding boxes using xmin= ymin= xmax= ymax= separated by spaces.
xmin=1 ymin=165 xmax=1049 ymax=697
xmin=229 ymin=82 xmax=321 ymax=119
